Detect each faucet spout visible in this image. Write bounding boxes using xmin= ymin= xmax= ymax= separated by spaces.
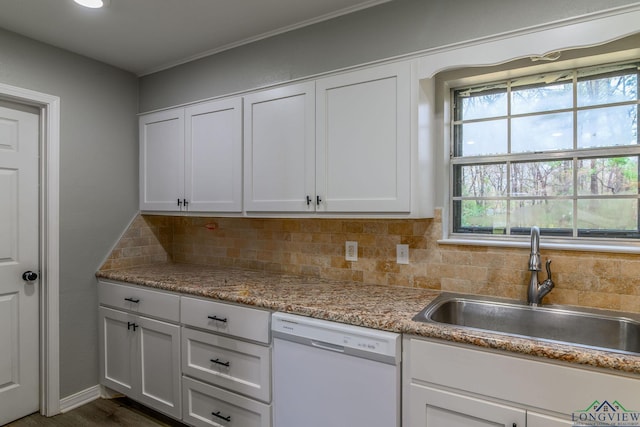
xmin=528 ymin=226 xmax=541 ymax=271
xmin=527 ymin=226 xmax=554 ymax=306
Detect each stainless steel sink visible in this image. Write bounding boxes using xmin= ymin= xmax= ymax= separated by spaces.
xmin=413 ymin=293 xmax=640 ymax=355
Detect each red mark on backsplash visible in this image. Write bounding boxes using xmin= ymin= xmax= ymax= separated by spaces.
xmin=204 ymin=223 xmax=218 ymax=231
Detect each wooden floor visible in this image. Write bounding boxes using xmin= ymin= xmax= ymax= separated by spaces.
xmin=5 ymin=398 xmax=187 ymax=427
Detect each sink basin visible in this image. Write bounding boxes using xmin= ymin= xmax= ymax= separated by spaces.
xmin=413 ymin=293 xmax=640 ymax=355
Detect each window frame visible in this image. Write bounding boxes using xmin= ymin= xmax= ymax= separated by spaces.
xmin=444 ymin=59 xmax=640 ymax=252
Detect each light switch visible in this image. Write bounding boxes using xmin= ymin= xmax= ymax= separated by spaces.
xmin=397 ymin=244 xmax=409 ymax=264
xmin=345 ymin=241 xmax=358 ymax=261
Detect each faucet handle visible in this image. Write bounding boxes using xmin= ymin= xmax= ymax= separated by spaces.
xmin=545 ymin=259 xmax=552 ymax=281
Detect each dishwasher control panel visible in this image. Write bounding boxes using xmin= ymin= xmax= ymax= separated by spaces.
xmin=272 ymin=312 xmax=400 ymax=362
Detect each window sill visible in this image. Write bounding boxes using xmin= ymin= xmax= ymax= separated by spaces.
xmin=438 ymin=236 xmax=640 ymax=254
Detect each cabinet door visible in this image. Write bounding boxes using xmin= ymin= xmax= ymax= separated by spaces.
xmin=316 ymin=62 xmax=411 ymax=212
xmin=140 ymin=109 xmax=185 ymax=211
xmin=185 ymin=98 xmax=242 ymax=212
xmin=136 ymin=316 xmax=182 ymax=419
xmin=244 ymin=82 xmax=315 ymax=212
xmin=99 ymin=307 xmax=136 ymax=396
xmin=409 ymin=384 xmax=525 ymax=427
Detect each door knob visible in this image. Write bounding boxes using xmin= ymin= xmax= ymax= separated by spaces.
xmin=22 ymin=271 xmax=38 ymax=282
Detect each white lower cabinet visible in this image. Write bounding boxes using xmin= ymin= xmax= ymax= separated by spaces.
xmin=409 ymin=384 xmax=525 ymax=427
xmin=181 ymin=327 xmax=271 ymax=403
xmin=527 ymin=411 xmax=575 ymax=427
xmin=182 ymin=376 xmax=271 ymax=427
xmin=99 ymin=306 xmax=182 ymax=419
xmin=403 ymin=337 xmax=640 ymax=427
xmin=99 ymin=281 xmax=272 ymax=426
xmin=180 ymin=296 xmax=272 ymax=427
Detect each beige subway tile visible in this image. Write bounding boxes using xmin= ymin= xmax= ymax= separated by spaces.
xmin=343 ymin=221 xmax=364 ymax=233
xmin=577 ymin=291 xmax=621 ymax=311
xmin=363 ymin=271 xmax=388 ymax=286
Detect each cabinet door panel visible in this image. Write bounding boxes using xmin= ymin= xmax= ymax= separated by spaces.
xmin=98 ymin=281 xmax=180 ymax=322
xmin=182 ymin=377 xmax=271 ymax=427
xmin=140 ymin=109 xmax=185 ymax=211
xmin=244 ymin=82 xmax=315 ymax=212
xmin=316 ymin=62 xmax=411 ymax=212
xmin=137 ymin=316 xmax=181 ymax=419
xmin=186 ymin=98 xmax=242 ymax=212
xmin=181 ymin=296 xmax=271 ymax=344
xmin=182 ymin=327 xmax=271 ymax=402
xmin=409 ymin=384 xmax=525 ymax=427
xmin=99 ymin=307 xmax=136 ymax=396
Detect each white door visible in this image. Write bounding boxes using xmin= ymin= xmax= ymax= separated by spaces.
xmin=409 ymin=385 xmax=526 ymax=427
xmin=137 ymin=316 xmax=181 ymax=419
xmin=185 ymin=98 xmax=243 ymax=212
xmin=139 ymin=108 xmax=185 ymax=211
xmin=243 ymin=82 xmax=316 ymax=212
xmin=0 ymin=102 xmax=40 ymax=425
xmin=316 ymin=62 xmax=411 ymax=213
xmin=99 ymin=307 xmax=136 ymax=397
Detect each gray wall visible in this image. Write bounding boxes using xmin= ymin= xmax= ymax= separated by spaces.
xmin=0 ymin=28 xmax=139 ymax=397
xmin=139 ymin=0 xmax=640 ymax=112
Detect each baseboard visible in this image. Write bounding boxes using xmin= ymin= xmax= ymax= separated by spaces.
xmin=59 ymin=385 xmax=101 ymax=413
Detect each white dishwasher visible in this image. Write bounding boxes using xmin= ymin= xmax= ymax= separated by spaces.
xmin=271 ymin=312 xmax=401 ymax=427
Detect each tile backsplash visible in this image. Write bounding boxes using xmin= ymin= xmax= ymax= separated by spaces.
xmin=101 ymin=209 xmax=640 ymax=313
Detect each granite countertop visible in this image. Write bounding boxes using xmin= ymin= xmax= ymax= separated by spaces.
xmin=96 ymin=262 xmax=640 ymax=376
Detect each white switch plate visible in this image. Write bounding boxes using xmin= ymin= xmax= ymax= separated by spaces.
xmin=345 ymin=241 xmax=358 ymax=261
xmin=397 ymin=244 xmax=409 ymax=264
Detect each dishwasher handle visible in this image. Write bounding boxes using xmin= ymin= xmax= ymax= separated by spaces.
xmin=311 ymin=339 xmax=345 ymax=353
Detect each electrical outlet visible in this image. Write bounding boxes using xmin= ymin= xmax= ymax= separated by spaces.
xmin=345 ymin=241 xmax=358 ymax=261
xmin=397 ymin=244 xmax=409 ymax=264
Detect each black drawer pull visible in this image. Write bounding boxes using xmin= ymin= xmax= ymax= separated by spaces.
xmin=207 ymin=315 xmax=228 ymax=323
xmin=127 ymin=322 xmax=138 ymax=331
xmin=124 ymin=297 xmax=140 ymax=303
xmin=210 ymin=358 xmax=230 ymax=367
xmin=212 ymin=411 xmax=231 ymax=422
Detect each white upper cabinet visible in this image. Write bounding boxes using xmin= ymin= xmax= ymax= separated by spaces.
xmin=243 ymin=61 xmax=414 ymax=215
xmin=243 ymin=82 xmax=316 ymax=212
xmin=185 ymin=98 xmax=242 ymax=212
xmin=140 ymin=97 xmax=242 ymax=212
xmin=140 ymin=108 xmax=185 ymax=211
xmin=316 ymin=61 xmax=411 ymax=213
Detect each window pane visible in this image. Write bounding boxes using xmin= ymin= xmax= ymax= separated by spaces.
xmin=509 ymin=199 xmax=573 ymax=230
xmin=459 ymin=91 xmax=507 ymax=120
xmin=511 ymin=112 xmax=573 ymax=153
xmin=511 ymin=160 xmax=573 ymax=197
xmin=577 ymin=105 xmax=638 ymax=148
xmin=455 ymin=164 xmax=507 ymax=197
xmin=511 ymin=82 xmax=572 ymax=114
xmin=454 ymin=120 xmax=507 ymax=156
xmin=577 ymin=199 xmax=638 ymax=231
xmin=455 ymin=200 xmax=507 ymax=232
xmin=576 ymin=157 xmax=639 ymax=196
xmin=578 ymin=72 xmax=638 ymax=107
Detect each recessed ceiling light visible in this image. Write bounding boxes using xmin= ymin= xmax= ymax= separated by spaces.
xmin=74 ymin=0 xmax=106 ymax=8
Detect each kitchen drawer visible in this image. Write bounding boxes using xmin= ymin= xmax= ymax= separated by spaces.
xmin=182 ymin=376 xmax=271 ymax=427
xmin=181 ymin=297 xmax=270 ymax=343
xmin=182 ymin=327 xmax=271 ymax=402
xmin=98 ymin=281 xmax=180 ymax=322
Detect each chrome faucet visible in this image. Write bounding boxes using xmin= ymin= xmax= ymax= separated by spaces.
xmin=527 ymin=226 xmax=554 ymax=306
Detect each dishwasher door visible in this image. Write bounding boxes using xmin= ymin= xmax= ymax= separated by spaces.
xmin=272 ymin=313 xmax=401 ymax=427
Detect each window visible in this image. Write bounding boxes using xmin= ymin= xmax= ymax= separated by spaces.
xmin=451 ymin=62 xmax=640 ymax=239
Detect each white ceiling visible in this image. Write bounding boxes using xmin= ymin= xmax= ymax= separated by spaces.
xmin=0 ymin=0 xmax=389 ymax=76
